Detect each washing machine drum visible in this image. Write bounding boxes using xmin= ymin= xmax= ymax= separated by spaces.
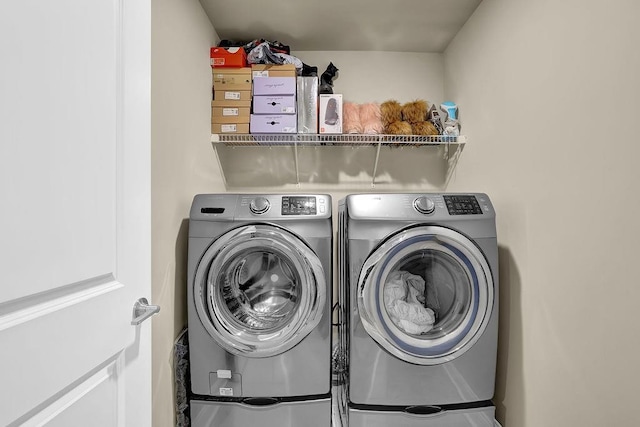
xmin=194 ymin=224 xmax=326 ymax=358
xmin=358 ymin=225 xmax=494 ymax=365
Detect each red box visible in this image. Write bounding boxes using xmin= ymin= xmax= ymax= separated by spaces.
xmin=210 ymin=47 xmax=247 ymax=68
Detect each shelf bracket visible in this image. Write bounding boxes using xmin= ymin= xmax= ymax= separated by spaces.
xmin=211 ymin=142 xmax=229 ymax=189
xmin=443 ymin=142 xmax=464 ymax=188
xmin=293 ymin=139 xmax=300 ymax=187
xmin=371 ymin=141 xmax=382 ymax=188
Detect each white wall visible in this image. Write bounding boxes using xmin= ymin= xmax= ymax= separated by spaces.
xmin=294 ymin=50 xmax=444 ymax=105
xmin=445 ymin=0 xmax=640 ymax=425
xmin=151 ymin=1 xmax=222 ymax=426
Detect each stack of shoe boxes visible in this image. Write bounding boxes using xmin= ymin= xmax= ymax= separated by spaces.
xmin=211 ymin=67 xmax=252 ymax=134
xmin=250 ymin=64 xmax=297 ymax=134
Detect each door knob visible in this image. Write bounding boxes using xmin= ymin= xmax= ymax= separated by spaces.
xmin=131 ymin=297 xmax=160 ymax=325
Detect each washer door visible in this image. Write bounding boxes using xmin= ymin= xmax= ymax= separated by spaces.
xmin=194 ymin=224 xmax=326 ymax=357
xmin=357 ymin=226 xmax=494 ymax=365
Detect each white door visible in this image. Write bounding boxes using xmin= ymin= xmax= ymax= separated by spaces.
xmin=0 ymin=0 xmax=152 ymax=426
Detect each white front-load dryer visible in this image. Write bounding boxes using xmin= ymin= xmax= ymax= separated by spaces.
xmin=187 ymin=194 xmax=332 ymax=427
xmin=338 ymin=193 xmax=499 ymax=426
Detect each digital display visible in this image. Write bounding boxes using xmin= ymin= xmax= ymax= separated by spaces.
xmin=281 ymin=196 xmax=317 ymax=215
xmin=444 ymin=195 xmax=483 ymax=215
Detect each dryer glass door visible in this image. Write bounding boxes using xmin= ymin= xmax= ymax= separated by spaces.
xmin=357 ymin=226 xmax=493 ymax=365
xmin=194 ymin=224 xmax=326 ymax=357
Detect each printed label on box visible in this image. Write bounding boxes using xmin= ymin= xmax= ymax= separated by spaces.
xmin=224 ymin=92 xmax=241 ymax=100
xmin=253 ymin=71 xmax=269 ymax=78
xmin=220 ymin=124 xmax=237 ymax=132
xmin=222 ymin=108 xmax=239 ymax=116
xmin=212 ymin=58 xmax=225 ymax=66
xmin=212 ymin=123 xmax=249 ymax=133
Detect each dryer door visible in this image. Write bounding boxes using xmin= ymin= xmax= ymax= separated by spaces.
xmin=357 ymin=225 xmax=494 ymax=365
xmin=194 ymin=224 xmax=326 ymax=357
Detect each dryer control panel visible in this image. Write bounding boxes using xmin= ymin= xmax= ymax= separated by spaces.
xmin=346 ymin=193 xmax=493 ymax=220
xmin=444 ymin=195 xmax=484 ymax=215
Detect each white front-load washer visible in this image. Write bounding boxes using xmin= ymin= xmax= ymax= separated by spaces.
xmin=187 ymin=194 xmax=332 ymax=427
xmin=338 ymin=193 xmax=499 ymax=426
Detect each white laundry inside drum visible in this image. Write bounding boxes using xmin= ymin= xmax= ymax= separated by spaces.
xmin=382 ymin=246 xmax=471 ymax=339
xmin=383 ymin=271 xmax=437 ymax=335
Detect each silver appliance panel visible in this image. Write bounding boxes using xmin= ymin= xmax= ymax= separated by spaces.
xmin=345 ymin=193 xmax=493 ymax=220
xmin=191 ymin=398 xmax=332 ymax=427
xmin=338 ymin=194 xmax=499 ymax=406
xmin=348 ymin=405 xmax=496 ymax=427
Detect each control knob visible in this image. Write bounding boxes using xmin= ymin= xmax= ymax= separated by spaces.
xmin=413 ymin=196 xmax=435 ymax=214
xmin=249 ymin=197 xmax=270 ymax=214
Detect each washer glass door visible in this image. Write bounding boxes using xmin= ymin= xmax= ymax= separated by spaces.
xmin=194 ymin=224 xmax=326 ymax=357
xmin=358 ymin=226 xmax=493 ymax=365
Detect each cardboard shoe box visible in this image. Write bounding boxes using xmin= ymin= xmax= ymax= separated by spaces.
xmin=211 ymin=123 xmax=250 ymax=134
xmin=210 ymin=47 xmax=247 ymax=68
xmin=211 ymin=100 xmax=251 ymax=124
xmin=319 ymin=94 xmax=343 ymax=134
xmin=253 ymin=95 xmax=296 ymax=114
xmin=253 ymin=76 xmax=296 ymax=96
xmin=212 ymin=67 xmax=252 ymax=91
xmin=250 ymin=114 xmax=297 ymax=133
xmin=214 ymin=90 xmax=251 ymax=101
xmin=251 ymin=64 xmax=296 ymax=79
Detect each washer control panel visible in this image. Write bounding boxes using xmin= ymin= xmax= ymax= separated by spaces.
xmin=238 ymin=194 xmax=330 ymax=218
xmin=444 ymin=195 xmax=483 ymax=215
xmin=282 ymin=196 xmax=317 ymax=215
xmin=192 ymin=194 xmax=332 ymax=220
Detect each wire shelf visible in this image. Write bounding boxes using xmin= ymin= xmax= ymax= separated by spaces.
xmin=210 ymin=133 xmax=466 ymax=189
xmin=211 ymin=133 xmax=466 ymax=147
